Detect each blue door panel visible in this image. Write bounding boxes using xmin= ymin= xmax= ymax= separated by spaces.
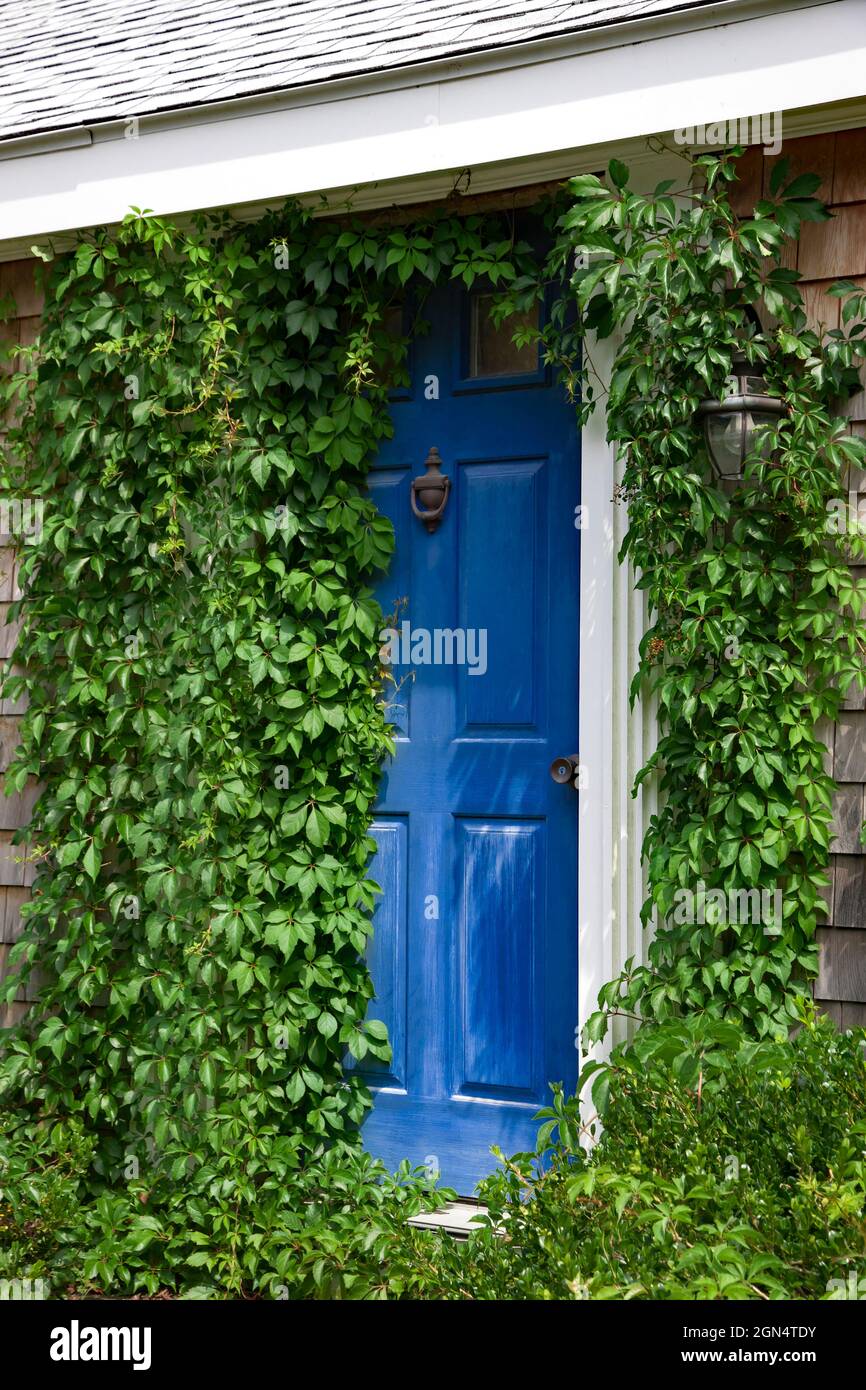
xmin=364 ymin=1092 xmax=552 ymax=1198
xmin=361 ymin=279 xmax=579 ymax=1193
xmin=352 ymin=820 xmax=408 ymax=1089
xmin=457 ymin=457 xmax=544 ymax=731
xmin=457 ymin=818 xmax=541 ymax=1100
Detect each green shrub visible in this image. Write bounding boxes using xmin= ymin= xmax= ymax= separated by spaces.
xmin=0 ymin=1117 xmax=92 ymax=1288
xmin=0 ymin=1114 xmax=446 ymax=1297
xmin=377 ymin=1010 xmax=866 ymax=1300
xmin=3 ymin=1011 xmax=864 ymax=1299
xmin=69 ymin=1146 xmax=447 ymax=1299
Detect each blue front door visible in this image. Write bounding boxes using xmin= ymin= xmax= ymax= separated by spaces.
xmin=361 ymin=280 xmax=580 ymax=1195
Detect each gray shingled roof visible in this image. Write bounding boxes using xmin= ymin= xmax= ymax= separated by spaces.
xmin=1 ymin=0 xmax=726 ymax=143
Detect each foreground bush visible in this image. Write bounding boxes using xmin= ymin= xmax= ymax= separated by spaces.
xmin=2 ymin=1010 xmax=864 ymax=1298
xmin=390 ymin=1011 xmax=866 ymax=1300
xmin=0 ymin=1117 xmax=445 ymax=1297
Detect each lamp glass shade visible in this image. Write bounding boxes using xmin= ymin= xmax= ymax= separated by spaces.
xmin=704 ymin=412 xmax=745 ymax=480
xmin=697 ymin=359 xmax=784 ymax=481
xmin=747 ymin=408 xmax=784 ymax=458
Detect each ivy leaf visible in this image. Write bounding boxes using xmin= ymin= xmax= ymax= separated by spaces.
xmin=229 ymin=961 xmax=255 ymax=996
xmin=768 ymin=156 xmax=790 ymax=196
xmin=285 ymin=1072 xmax=305 ymax=1103
xmin=298 ymin=868 xmax=317 ymax=898
xmin=302 ymin=705 xmax=325 ymax=738
xmin=608 ymin=159 xmax=629 ymax=190
xmin=566 ymin=174 xmax=610 ymax=200
xmin=249 ymin=654 xmax=269 ymax=686
xmin=264 ymin=918 xmax=299 ymax=958
xmin=130 ymin=399 xmax=158 ymax=425
xmin=306 ymin=806 xmax=330 ymax=847
xmin=782 ymin=173 xmax=822 ymax=200
xmin=83 ymin=840 xmax=101 ymax=880
xmin=56 ymin=838 xmax=87 ymax=868
xmin=250 ymin=454 xmax=271 ymax=488
xmin=737 ymin=791 xmax=763 ymax=820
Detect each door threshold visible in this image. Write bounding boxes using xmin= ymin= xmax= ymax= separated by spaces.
xmin=407 ymin=1198 xmax=488 ymax=1239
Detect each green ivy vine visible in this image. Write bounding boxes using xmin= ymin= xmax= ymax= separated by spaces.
xmin=0 ymin=201 xmax=534 ymax=1292
xmin=524 ymin=150 xmax=866 ymax=1040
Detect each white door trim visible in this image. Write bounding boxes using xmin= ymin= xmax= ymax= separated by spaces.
xmin=577 ymin=152 xmax=684 ymax=1060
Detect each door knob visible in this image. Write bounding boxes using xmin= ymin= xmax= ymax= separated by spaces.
xmin=550 ymin=754 xmax=580 ymax=786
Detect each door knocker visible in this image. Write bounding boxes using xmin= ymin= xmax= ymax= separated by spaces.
xmin=411 ymin=446 xmax=450 ymax=533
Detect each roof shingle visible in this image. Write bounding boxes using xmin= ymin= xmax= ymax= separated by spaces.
xmin=0 ymin=0 xmax=725 ymax=142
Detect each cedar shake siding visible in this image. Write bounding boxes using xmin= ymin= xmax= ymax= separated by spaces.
xmin=0 ymin=257 xmax=40 ymax=1026
xmin=733 ymin=128 xmax=866 ymax=1026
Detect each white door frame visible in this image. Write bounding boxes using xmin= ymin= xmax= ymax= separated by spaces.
xmin=577 ymin=152 xmax=684 ymax=1059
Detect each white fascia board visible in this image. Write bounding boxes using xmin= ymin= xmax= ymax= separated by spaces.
xmin=0 ymin=0 xmax=863 ymax=253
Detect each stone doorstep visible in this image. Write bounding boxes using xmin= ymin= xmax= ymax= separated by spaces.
xmin=407 ymin=1198 xmax=491 ymax=1239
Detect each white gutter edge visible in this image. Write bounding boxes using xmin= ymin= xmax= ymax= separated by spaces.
xmin=0 ymin=0 xmax=824 ymax=160
xmin=1 ymin=0 xmax=863 ymax=255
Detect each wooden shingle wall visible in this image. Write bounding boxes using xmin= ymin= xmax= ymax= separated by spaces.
xmin=0 ymin=258 xmax=41 ymax=1027
xmin=735 ymin=128 xmax=866 ymax=1025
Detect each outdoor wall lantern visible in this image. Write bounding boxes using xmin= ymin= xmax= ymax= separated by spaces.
xmin=695 ymin=353 xmax=786 ymax=482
